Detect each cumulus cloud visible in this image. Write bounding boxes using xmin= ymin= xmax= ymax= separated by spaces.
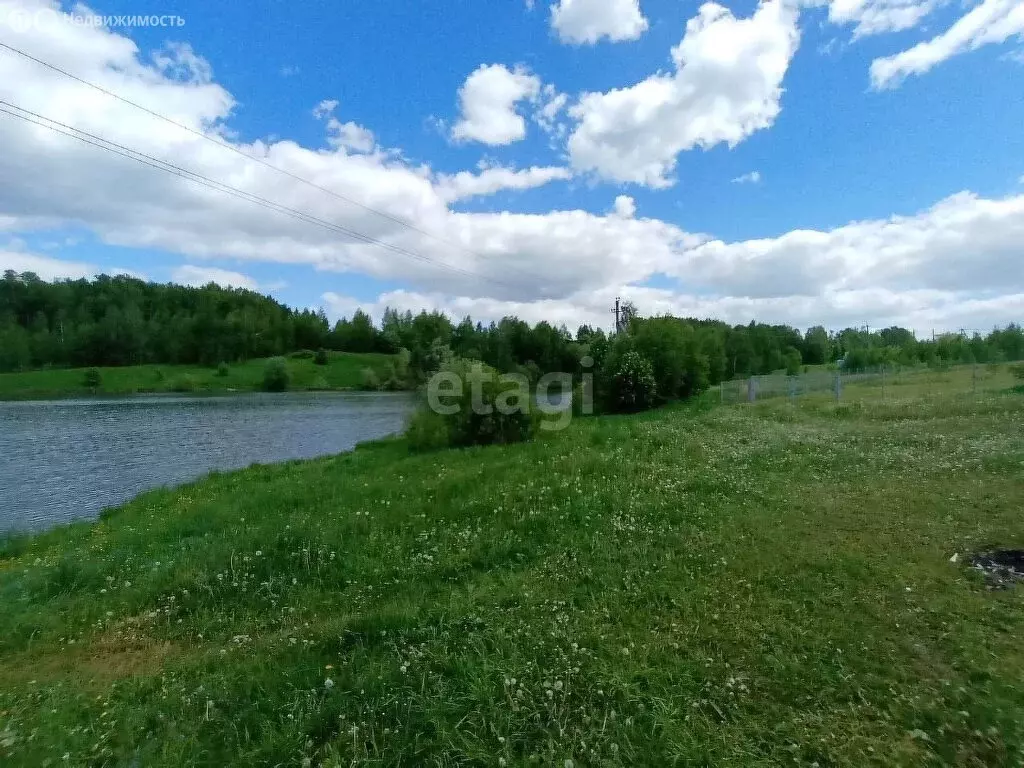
xmin=451 ymin=64 xmax=541 ymax=145
xmin=612 ymin=195 xmax=637 ymax=218
xmin=827 ymin=0 xmax=940 ymax=37
xmin=0 ymin=247 xmax=142 ymax=280
xmin=171 ymin=264 xmax=260 ymax=290
xmin=1 ymin=0 xmax=1023 ymax=334
xmin=567 ymin=0 xmax=800 ymax=187
xmin=550 ymin=0 xmax=649 ymax=44
xmin=436 ymin=166 xmax=572 ymax=202
xmin=870 ymin=0 xmax=1024 ymax=88
xmin=312 ymin=99 xmax=339 ymax=119
xmin=731 ymin=170 xmax=762 ymax=184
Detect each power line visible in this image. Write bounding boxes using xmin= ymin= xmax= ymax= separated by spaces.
xmin=0 ymin=100 xmax=521 ymax=289
xmin=0 ymin=40 xmax=533 ymax=280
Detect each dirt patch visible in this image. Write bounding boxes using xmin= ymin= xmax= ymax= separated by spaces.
xmin=969 ymin=549 xmax=1024 ymax=589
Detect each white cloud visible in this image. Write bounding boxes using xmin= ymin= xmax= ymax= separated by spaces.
xmin=451 ymin=64 xmax=541 ymax=145
xmin=731 ymin=170 xmax=762 ymax=184
xmin=280 ymin=65 xmax=300 ymax=77
xmin=312 ymin=99 xmax=339 ymax=119
xmin=667 ymin=191 xmax=1024 ymax=299
xmin=322 ymin=286 xmax=1024 ymax=337
xmin=326 ymin=119 xmax=376 ymax=153
xmin=1 ymin=0 xmax=1023 ymax=336
xmin=870 ymin=0 xmax=1024 ymax=88
xmin=827 ymin=0 xmax=939 ymax=37
xmin=0 ymin=248 xmax=142 ymax=280
xmin=534 ymin=84 xmax=569 ymax=134
xmin=0 ymin=249 xmax=98 ymax=280
xmin=436 ymin=166 xmax=572 ymax=202
xmin=612 ymin=195 xmax=636 ymax=218
xmin=171 ymin=265 xmax=261 ymax=290
xmin=312 ymin=100 xmax=375 ymax=153
xmin=566 ymin=0 xmax=800 ymax=187
xmin=550 ymin=0 xmax=649 ymax=44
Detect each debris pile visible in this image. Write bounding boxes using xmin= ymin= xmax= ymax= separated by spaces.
xmin=968 ymin=549 xmax=1024 ymax=589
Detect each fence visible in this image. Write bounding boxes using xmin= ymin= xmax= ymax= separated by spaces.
xmin=719 ymin=364 xmax=1007 ymax=405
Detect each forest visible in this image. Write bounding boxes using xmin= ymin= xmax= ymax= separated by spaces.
xmin=2 ymin=271 xmax=1022 ymax=401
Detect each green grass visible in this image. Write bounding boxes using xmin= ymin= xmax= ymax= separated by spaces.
xmin=0 ymin=352 xmax=400 ymax=400
xmin=0 ymin=384 xmax=1022 ymax=765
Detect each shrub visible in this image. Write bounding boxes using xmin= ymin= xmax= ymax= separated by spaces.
xmin=405 ymin=408 xmax=451 ymax=452
xmin=1010 ymin=363 xmax=1024 ymax=381
xmin=288 ymin=349 xmax=315 ymax=360
xmin=360 ymin=367 xmax=381 ymax=391
xmin=82 ymin=368 xmax=101 ymax=390
xmin=314 ymin=347 xmax=329 ymax=366
xmin=406 ymin=359 xmax=538 ymax=450
xmin=606 ymin=351 xmax=656 ymax=413
xmin=169 ymin=374 xmax=198 ymax=393
xmin=262 ymin=357 xmax=291 ymax=392
xmin=784 ymin=347 xmax=803 ymax=376
xmin=216 ymin=361 xmax=230 ymax=377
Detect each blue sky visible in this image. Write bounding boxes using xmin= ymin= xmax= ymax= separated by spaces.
xmin=0 ymin=0 xmax=1022 ymax=332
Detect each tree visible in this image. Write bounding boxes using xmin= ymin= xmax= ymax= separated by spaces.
xmin=262 ymin=358 xmax=290 ymax=392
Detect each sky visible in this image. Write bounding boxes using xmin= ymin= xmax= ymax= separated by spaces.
xmin=0 ymin=0 xmax=1022 ymax=335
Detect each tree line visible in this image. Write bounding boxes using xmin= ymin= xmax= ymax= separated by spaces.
xmin=2 ymin=271 xmax=1022 ymax=407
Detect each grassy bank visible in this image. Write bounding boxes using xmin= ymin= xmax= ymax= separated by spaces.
xmin=1 ymin=386 xmax=1022 ymax=765
xmin=0 ymin=352 xmax=400 ymax=400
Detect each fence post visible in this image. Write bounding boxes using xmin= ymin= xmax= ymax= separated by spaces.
xmin=747 ymin=376 xmax=757 ymax=403
xmin=835 ymin=369 xmax=843 ymax=401
xmin=972 ymin=364 xmax=977 ymax=395
xmin=881 ymin=365 xmax=886 ymax=400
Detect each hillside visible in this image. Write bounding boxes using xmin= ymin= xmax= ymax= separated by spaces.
xmin=0 ymin=352 xmax=400 ymax=400
xmin=0 ymin=386 xmax=1022 ymax=765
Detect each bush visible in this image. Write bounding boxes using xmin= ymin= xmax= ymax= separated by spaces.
xmin=314 ymin=347 xmax=329 ymax=366
xmin=360 ymin=367 xmax=381 ymax=391
xmin=406 ymin=359 xmax=538 ymax=450
xmin=1010 ymin=363 xmax=1024 ymax=381
xmin=262 ymin=357 xmax=291 ymax=392
xmin=605 ymin=351 xmax=657 ymax=413
xmin=288 ymin=349 xmax=315 ymax=360
xmin=406 ymin=408 xmax=451 ymax=452
xmin=216 ymin=361 xmax=230 ymax=377
xmin=169 ymin=374 xmax=198 ymax=393
xmin=82 ymin=368 xmax=101 ymax=390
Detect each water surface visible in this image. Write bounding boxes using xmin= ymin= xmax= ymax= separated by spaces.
xmin=0 ymin=392 xmax=414 ymax=532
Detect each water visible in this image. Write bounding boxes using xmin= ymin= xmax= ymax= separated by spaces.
xmin=0 ymin=392 xmax=415 ymax=532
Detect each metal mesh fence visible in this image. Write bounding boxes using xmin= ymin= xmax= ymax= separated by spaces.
xmin=719 ymin=364 xmax=1004 ymax=405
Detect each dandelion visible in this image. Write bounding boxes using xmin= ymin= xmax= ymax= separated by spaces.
xmin=324 ymin=678 xmax=334 ymax=690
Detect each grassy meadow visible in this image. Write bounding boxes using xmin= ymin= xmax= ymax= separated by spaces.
xmin=0 ymin=373 xmax=1022 ymax=765
xmin=0 ymin=352 xmax=399 ymax=400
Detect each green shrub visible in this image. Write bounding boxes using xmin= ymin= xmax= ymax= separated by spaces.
xmin=605 ymin=351 xmax=657 ymax=413
xmin=314 ymin=347 xmax=329 ymax=366
xmin=82 ymin=368 xmax=101 ymax=390
xmin=288 ymin=349 xmax=315 ymax=360
xmin=406 ymin=359 xmax=538 ymax=450
xmin=169 ymin=374 xmax=198 ymax=393
xmin=405 ymin=408 xmax=451 ymax=452
xmin=262 ymin=357 xmax=291 ymax=392
xmin=216 ymin=361 xmax=230 ymax=377
xmin=360 ymin=367 xmax=381 ymax=391
xmin=1010 ymin=363 xmax=1024 ymax=381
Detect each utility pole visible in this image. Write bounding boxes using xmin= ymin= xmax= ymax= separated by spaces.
xmin=611 ymin=297 xmax=621 ymax=335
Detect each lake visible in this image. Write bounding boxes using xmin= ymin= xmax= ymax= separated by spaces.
xmin=0 ymin=392 xmax=415 ymax=532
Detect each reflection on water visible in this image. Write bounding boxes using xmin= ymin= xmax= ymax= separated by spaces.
xmin=0 ymin=392 xmax=415 ymax=532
